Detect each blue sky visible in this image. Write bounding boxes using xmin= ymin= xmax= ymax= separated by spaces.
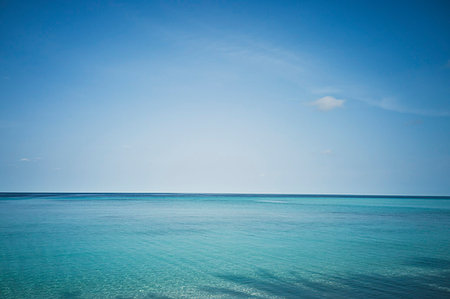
xmin=1 ymin=0 xmax=449 ymax=195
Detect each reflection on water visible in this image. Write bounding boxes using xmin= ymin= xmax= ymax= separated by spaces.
xmin=208 ymin=265 xmax=450 ymax=298
xmin=0 ymin=193 xmax=449 ymax=298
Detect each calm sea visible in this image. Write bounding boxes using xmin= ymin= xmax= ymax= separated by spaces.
xmin=0 ymin=193 xmax=449 ymax=298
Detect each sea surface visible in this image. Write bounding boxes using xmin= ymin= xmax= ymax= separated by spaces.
xmin=0 ymin=193 xmax=449 ymax=298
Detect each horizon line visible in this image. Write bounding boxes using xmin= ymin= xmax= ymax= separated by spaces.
xmin=0 ymin=192 xmax=449 ymax=199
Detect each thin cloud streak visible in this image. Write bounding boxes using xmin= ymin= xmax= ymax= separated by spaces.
xmin=309 ymin=96 xmax=345 ymax=111
xmin=362 ymin=97 xmax=450 ymax=117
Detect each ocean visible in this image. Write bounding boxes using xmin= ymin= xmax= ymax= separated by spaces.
xmin=0 ymin=193 xmax=449 ymax=298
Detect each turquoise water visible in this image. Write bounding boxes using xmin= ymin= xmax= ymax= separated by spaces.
xmin=1 ymin=194 xmax=449 ymax=298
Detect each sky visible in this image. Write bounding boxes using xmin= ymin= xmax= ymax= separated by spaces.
xmin=0 ymin=0 xmax=449 ymax=195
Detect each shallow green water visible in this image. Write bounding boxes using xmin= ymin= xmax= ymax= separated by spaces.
xmin=1 ymin=193 xmax=449 ymax=298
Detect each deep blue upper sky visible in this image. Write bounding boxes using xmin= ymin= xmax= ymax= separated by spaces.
xmin=1 ymin=0 xmax=449 ymax=194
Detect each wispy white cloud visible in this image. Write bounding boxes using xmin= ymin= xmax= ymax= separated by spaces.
xmin=19 ymin=157 xmax=42 ymax=162
xmin=321 ymin=149 xmax=333 ymax=155
xmin=309 ymin=96 xmax=345 ymax=111
xmin=363 ymin=97 xmax=450 ymax=116
xmin=201 ymin=36 xmax=306 ymax=75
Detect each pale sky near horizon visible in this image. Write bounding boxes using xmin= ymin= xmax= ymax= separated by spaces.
xmin=1 ymin=0 xmax=449 ymax=195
